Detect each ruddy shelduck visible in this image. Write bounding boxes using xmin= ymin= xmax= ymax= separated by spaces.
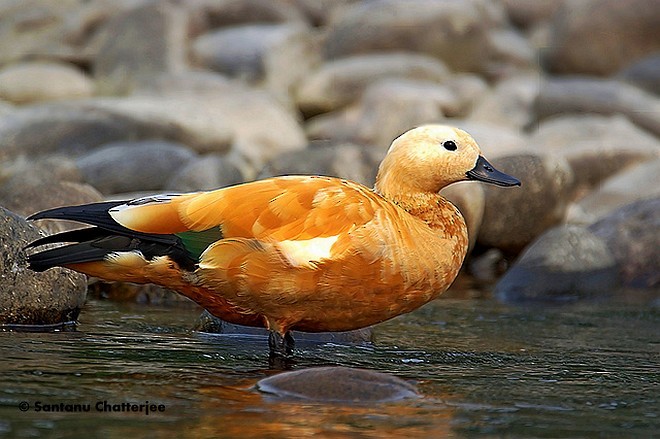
xmin=27 ymin=125 xmax=520 ymax=356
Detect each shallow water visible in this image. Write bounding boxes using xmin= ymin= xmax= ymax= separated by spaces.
xmin=0 ymin=296 xmax=658 ymax=438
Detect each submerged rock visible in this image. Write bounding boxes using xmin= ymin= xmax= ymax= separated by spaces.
xmin=0 ymin=207 xmax=87 ymax=327
xmin=193 ymin=310 xmax=373 ymax=345
xmin=495 ymin=225 xmax=619 ymax=302
xmin=256 ymin=366 xmax=418 ymax=402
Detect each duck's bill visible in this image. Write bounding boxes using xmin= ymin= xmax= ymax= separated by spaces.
xmin=466 ymin=156 xmax=521 ymax=187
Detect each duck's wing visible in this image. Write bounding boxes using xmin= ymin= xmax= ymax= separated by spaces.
xmin=28 ymin=176 xmax=383 ymax=272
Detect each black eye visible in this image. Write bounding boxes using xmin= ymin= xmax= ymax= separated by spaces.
xmin=443 ymin=140 xmax=457 ymax=151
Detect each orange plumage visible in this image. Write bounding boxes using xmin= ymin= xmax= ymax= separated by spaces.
xmin=27 ymin=125 xmax=520 ymax=355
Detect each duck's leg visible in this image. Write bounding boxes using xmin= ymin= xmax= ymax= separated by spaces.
xmin=268 ymin=330 xmax=295 ymax=357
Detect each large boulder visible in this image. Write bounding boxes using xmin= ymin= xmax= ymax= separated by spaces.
xmin=295 ymin=53 xmax=450 ymax=115
xmin=494 ymin=225 xmax=619 ymax=302
xmin=323 ymin=0 xmax=532 ymax=76
xmin=0 ymin=207 xmax=87 ymax=326
xmin=0 ymin=61 xmax=94 ymax=104
xmin=589 ymin=197 xmax=660 ymax=290
xmin=542 ymin=0 xmax=660 ymax=76
xmin=192 ymin=23 xmax=319 ymax=99
xmin=75 ymin=140 xmax=197 ymax=194
xmin=534 ymin=78 xmax=660 ymax=138
xmin=566 ymin=160 xmax=660 ymax=225
xmin=477 ymin=154 xmax=574 ymax=254
xmin=93 ymin=1 xmax=187 ymax=95
xmin=528 ymin=115 xmax=660 ymax=192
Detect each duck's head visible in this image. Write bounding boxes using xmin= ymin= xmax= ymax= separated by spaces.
xmin=375 ymin=125 xmax=520 ymax=197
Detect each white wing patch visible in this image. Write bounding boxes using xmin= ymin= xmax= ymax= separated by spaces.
xmin=277 ymin=236 xmax=339 ymax=268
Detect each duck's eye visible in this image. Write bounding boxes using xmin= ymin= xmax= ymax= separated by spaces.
xmin=442 ymin=140 xmax=457 ymax=151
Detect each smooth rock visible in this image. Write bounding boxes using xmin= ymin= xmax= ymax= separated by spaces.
xmin=0 ymin=207 xmax=87 ymax=326
xmin=453 ymin=120 xmax=528 ymax=158
xmin=542 ymin=0 xmax=660 ymax=76
xmin=305 ymin=77 xmax=479 ymax=148
xmin=323 ymin=0 xmax=518 ymax=76
xmin=534 ymin=78 xmax=660 ymax=138
xmin=76 ymin=140 xmax=197 ymax=194
xmin=193 ymin=310 xmax=373 ymax=344
xmin=0 ymin=62 xmax=94 ymax=104
xmin=256 ymin=366 xmax=419 ymax=402
xmin=295 ymin=53 xmax=450 ymax=115
xmin=193 ymin=0 xmax=306 ymax=28
xmin=0 ymin=98 xmax=233 ymax=159
xmin=494 ymin=225 xmax=619 ymax=302
xmin=93 ymin=1 xmax=187 ymax=95
xmin=469 ymin=73 xmax=540 ymax=130
xmin=0 ymin=179 xmax=102 ymax=224
xmin=441 ymin=74 xmax=490 ymax=118
xmin=477 ymin=154 xmax=574 ymax=254
xmin=0 ymin=0 xmax=141 ymax=66
xmin=566 ymin=160 xmax=660 ymax=225
xmin=88 ymin=281 xmax=195 ymax=306
xmin=166 ymin=154 xmax=245 ymax=192
xmin=192 ymin=23 xmax=319 ymax=98
xmin=501 ymin=0 xmax=562 ymax=29
xmin=529 ymin=115 xmax=660 ymax=191
xmin=618 ymin=54 xmax=660 ymax=96
xmin=258 ymin=142 xmax=378 ymax=187
xmin=589 ymin=197 xmax=660 ymax=290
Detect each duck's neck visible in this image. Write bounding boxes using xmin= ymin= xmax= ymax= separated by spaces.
xmin=385 ymin=192 xmax=465 ymax=235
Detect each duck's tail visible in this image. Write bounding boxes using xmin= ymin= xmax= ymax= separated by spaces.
xmin=26 ymin=202 xmax=197 ymax=274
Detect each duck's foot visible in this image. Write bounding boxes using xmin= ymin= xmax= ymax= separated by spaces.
xmin=268 ymin=330 xmax=295 ymax=357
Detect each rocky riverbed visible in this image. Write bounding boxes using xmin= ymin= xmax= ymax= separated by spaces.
xmin=0 ymin=0 xmax=658 ymax=327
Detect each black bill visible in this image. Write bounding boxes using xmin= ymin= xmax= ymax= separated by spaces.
xmin=466 ymin=156 xmax=521 ymax=187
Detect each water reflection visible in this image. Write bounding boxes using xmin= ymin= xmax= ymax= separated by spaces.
xmin=0 ymin=298 xmax=658 ymax=437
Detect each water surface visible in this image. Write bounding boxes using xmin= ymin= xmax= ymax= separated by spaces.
xmin=1 ymin=296 xmax=658 ymax=438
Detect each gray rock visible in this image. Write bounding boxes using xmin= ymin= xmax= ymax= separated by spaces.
xmin=0 ymin=61 xmax=94 ymax=104
xmin=469 ymin=73 xmax=539 ymax=130
xmin=618 ymin=54 xmax=660 ymax=96
xmin=477 ymin=153 xmax=574 ymax=254
xmin=0 ymin=97 xmax=234 ymax=159
xmin=323 ymin=0 xmax=523 ymax=76
xmin=76 ymin=140 xmax=197 ymax=194
xmin=166 ymin=154 xmax=245 ymax=192
xmin=501 ymin=0 xmax=562 ymax=29
xmin=93 ymin=2 xmax=187 ymax=95
xmin=191 ymin=23 xmax=319 ymax=99
xmin=0 ymin=207 xmax=87 ymax=326
xmin=0 ymin=180 xmax=102 ymax=234
xmin=256 ymin=366 xmax=418 ymax=402
xmin=528 ymin=115 xmax=660 ymax=191
xmin=589 ymin=197 xmax=660 ymax=290
xmin=193 ymin=310 xmax=373 ymax=344
xmin=0 ymin=0 xmax=142 ymax=66
xmin=566 ymin=160 xmax=660 ymax=225
xmin=306 ymin=77 xmax=475 ymax=148
xmin=193 ymin=0 xmax=306 ymax=28
xmin=258 ymin=142 xmax=378 ymax=187
xmin=534 ymin=77 xmax=660 ymax=138
xmin=494 ymin=225 xmax=619 ymax=302
xmin=88 ymin=281 xmax=195 ymax=306
xmin=542 ymin=0 xmax=660 ymax=76
xmin=453 ymin=120 xmax=528 ymax=158
xmin=295 ymin=53 xmax=450 ymax=115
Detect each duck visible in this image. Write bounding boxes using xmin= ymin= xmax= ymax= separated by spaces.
xmin=26 ymin=125 xmax=520 ymax=357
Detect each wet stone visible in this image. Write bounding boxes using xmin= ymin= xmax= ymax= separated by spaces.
xmin=0 ymin=207 xmax=87 ymax=326
xmin=256 ymin=366 xmax=419 ymax=402
xmin=495 ymin=225 xmax=619 ymax=302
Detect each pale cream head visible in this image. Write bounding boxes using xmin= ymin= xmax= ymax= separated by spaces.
xmin=375 ymin=125 xmax=483 ymax=197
